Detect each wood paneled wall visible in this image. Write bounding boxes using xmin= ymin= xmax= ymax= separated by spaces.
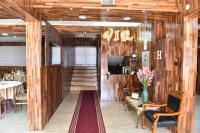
xmin=44 ymin=21 xmax=62 ymax=66
xmin=100 ymin=27 xmax=139 ymax=101
xmin=62 ymin=37 xmax=76 ymax=92
xmin=40 ymin=21 xmax=65 ymax=128
xmin=41 ymin=65 xmax=63 ymax=121
xmin=152 ymin=15 xmax=183 ymax=103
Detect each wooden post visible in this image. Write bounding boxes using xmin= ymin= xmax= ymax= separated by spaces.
xmin=26 ymin=16 xmax=43 ymax=130
xmin=181 ymin=15 xmax=198 ymax=133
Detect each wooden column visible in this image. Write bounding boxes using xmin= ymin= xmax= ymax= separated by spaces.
xmin=181 ymin=15 xmax=198 ymax=133
xmin=26 ymin=16 xmax=43 ymax=130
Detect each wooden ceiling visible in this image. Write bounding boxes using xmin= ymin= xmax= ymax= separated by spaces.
xmin=0 ymin=0 xmax=182 ymax=36
xmin=0 ymin=5 xmax=19 ymax=19
xmin=34 ymin=0 xmax=179 ymax=22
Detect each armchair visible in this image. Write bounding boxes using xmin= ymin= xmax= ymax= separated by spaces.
xmin=142 ymin=91 xmax=184 ymax=133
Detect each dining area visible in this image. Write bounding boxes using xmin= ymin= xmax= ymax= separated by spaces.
xmin=0 ymin=68 xmax=27 ymax=117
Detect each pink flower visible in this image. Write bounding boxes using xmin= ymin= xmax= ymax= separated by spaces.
xmin=137 ymin=67 xmax=154 ymax=88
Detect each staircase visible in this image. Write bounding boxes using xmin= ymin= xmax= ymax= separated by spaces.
xmin=70 ymin=66 xmax=98 ymax=92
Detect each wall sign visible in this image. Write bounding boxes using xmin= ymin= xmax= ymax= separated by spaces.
xmin=154 ymin=50 xmax=163 ymax=59
xmin=103 ymin=28 xmax=134 ymax=42
xmin=142 ymin=51 xmax=150 ymax=67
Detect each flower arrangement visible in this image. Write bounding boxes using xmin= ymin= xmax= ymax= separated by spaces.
xmin=137 ymin=67 xmax=154 ymax=89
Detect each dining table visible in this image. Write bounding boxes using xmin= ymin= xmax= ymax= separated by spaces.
xmin=0 ymin=81 xmax=24 ymax=113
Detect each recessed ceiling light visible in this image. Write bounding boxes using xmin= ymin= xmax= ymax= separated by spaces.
xmin=79 ymin=15 xmax=87 ymax=20
xmin=185 ymin=3 xmax=190 ymax=10
xmin=69 ymin=7 xmax=73 ymax=11
xmin=1 ymin=33 xmax=8 ymax=36
xmin=123 ymin=16 xmax=131 ymax=21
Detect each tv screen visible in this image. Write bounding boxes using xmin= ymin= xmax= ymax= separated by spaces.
xmin=108 ymin=55 xmax=131 ymax=74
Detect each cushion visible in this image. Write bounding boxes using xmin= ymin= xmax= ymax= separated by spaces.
xmin=167 ymin=95 xmax=180 ymax=112
xmin=144 ymin=110 xmax=177 ymax=127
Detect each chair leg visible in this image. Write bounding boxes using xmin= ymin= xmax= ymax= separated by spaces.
xmin=152 ymin=124 xmax=157 ymax=133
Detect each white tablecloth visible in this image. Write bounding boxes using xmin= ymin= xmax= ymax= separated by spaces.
xmin=0 ymin=81 xmax=24 ymax=100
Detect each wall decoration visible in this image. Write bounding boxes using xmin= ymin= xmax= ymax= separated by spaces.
xmin=142 ymin=51 xmax=150 ymax=67
xmin=103 ymin=28 xmax=134 ymax=42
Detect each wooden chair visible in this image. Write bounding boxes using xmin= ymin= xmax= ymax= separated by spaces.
xmin=3 ymin=73 xmax=14 ymax=81
xmin=142 ymin=91 xmax=185 ymax=133
xmin=14 ymin=94 xmax=27 ymax=112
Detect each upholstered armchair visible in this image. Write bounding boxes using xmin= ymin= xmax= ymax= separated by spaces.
xmin=142 ymin=91 xmax=184 ymax=133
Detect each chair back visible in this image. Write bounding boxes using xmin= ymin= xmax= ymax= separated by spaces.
xmin=166 ymin=91 xmax=183 ymax=113
xmin=3 ymin=73 xmax=14 ymax=81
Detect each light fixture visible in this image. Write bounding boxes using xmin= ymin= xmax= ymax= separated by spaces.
xmin=185 ymin=3 xmax=190 ymax=11
xmin=1 ymin=33 xmax=8 ymax=36
xmin=69 ymin=7 xmax=73 ymax=11
xmin=78 ymin=15 xmax=87 ymax=20
xmin=123 ymin=16 xmax=131 ymax=21
xmin=13 ymin=36 xmax=17 ymax=37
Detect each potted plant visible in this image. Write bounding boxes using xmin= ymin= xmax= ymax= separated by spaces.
xmin=137 ymin=67 xmax=154 ymax=103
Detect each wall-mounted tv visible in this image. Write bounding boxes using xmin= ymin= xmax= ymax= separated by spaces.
xmin=108 ymin=55 xmax=131 ymax=74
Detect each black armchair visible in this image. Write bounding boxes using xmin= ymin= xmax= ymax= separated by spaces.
xmin=142 ymin=91 xmax=184 ymax=133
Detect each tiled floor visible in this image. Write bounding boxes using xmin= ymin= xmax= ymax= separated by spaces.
xmin=0 ymin=93 xmax=200 ymax=133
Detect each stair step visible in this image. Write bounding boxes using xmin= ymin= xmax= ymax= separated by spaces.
xmin=73 ymin=66 xmax=97 ymax=70
xmin=72 ymin=77 xmax=97 ymax=81
xmin=71 ymin=81 xmax=97 ymax=86
xmin=70 ymin=85 xmax=97 ymax=91
xmin=73 ymin=69 xmax=97 ymax=73
xmin=73 ymin=73 xmax=97 ymax=77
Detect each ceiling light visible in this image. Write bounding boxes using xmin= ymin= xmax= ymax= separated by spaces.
xmin=106 ymin=9 xmax=110 ymax=12
xmin=123 ymin=16 xmax=131 ymax=21
xmin=78 ymin=15 xmax=87 ymax=20
xmin=185 ymin=3 xmax=190 ymax=10
xmin=69 ymin=7 xmax=73 ymax=11
xmin=13 ymin=36 xmax=17 ymax=37
xmin=1 ymin=33 xmax=8 ymax=36
xmin=142 ymin=10 xmax=145 ymax=13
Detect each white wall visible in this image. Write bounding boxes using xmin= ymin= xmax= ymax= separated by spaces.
xmin=0 ymin=46 xmax=26 ymax=66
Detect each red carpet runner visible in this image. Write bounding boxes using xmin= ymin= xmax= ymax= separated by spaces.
xmin=68 ymin=91 xmax=106 ymax=133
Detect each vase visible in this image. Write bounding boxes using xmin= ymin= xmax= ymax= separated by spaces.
xmin=142 ymin=88 xmax=149 ymax=103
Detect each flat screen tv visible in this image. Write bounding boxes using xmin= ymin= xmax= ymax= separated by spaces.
xmin=108 ymin=55 xmax=131 ymax=74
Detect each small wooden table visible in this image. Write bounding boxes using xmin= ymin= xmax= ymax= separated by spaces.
xmin=125 ymin=96 xmax=143 ymax=128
